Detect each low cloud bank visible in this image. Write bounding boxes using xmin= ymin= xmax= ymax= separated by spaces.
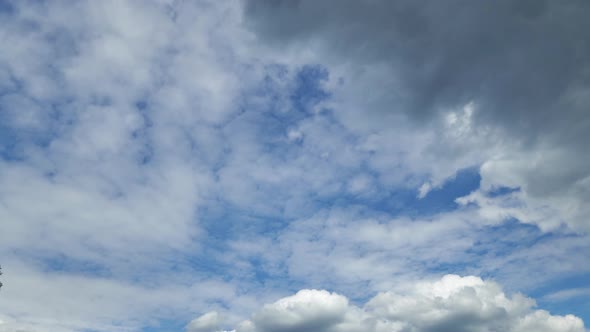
xmin=188 ymin=275 xmax=585 ymax=332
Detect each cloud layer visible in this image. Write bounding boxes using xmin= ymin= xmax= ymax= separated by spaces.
xmin=0 ymin=0 xmax=589 ymax=331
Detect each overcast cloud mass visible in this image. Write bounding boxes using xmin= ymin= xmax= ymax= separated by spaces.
xmin=0 ymin=1 xmax=588 ymax=331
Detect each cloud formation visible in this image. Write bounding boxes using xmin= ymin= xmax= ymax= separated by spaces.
xmin=0 ymin=0 xmax=589 ymax=331
xmin=189 ymin=275 xmax=585 ymax=332
xmin=244 ymin=0 xmax=590 ymax=233
xmin=187 ymin=311 xmax=223 ymax=332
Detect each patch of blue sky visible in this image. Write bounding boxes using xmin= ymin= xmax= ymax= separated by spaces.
xmin=485 ymin=185 xmax=521 ymax=197
xmin=239 ymin=64 xmax=330 ymax=144
xmin=243 ymin=255 xmax=296 ymax=291
xmin=130 ymin=114 xmax=155 ymax=166
xmin=0 ymin=78 xmax=77 ymax=160
xmin=290 ymin=65 xmax=331 ymax=114
xmin=141 ymin=319 xmax=188 ymax=332
xmin=0 ymin=128 xmax=20 ymax=160
xmin=0 ymin=0 xmax=14 ymax=15
xmin=135 ymin=100 xmax=149 ymax=111
xmin=309 ymin=166 xmax=482 ymax=219
xmin=387 ymin=167 xmax=481 ymax=217
xmin=417 ymin=167 xmax=481 ymax=209
xmin=0 ymin=118 xmax=53 ymax=161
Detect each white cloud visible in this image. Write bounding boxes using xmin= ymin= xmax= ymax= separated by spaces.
xmin=187 ymin=311 xmax=222 ymax=332
xmin=192 ymin=275 xmax=585 ymax=332
xmin=470 ymin=147 xmax=590 ymax=232
xmin=245 ymin=289 xmax=350 ymax=332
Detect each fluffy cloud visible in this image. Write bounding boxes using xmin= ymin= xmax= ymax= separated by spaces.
xmin=240 ymin=289 xmax=350 ymax=332
xmin=193 ymin=275 xmax=585 ymax=332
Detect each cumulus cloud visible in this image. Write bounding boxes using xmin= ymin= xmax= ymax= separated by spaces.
xmin=192 ymin=275 xmax=585 ymax=332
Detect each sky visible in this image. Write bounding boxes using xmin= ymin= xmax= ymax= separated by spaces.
xmin=0 ymin=0 xmax=589 ymax=331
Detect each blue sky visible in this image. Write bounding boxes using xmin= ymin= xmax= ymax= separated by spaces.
xmin=0 ymin=1 xmax=589 ymax=332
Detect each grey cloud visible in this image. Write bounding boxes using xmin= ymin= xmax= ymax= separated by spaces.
xmin=243 ymin=0 xmax=590 ymax=232
xmin=244 ymin=0 xmax=590 ymax=135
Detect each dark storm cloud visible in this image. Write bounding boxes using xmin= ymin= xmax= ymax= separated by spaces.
xmin=244 ymin=0 xmax=590 ymax=142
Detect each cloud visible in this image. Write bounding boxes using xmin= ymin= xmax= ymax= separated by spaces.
xmin=218 ymin=205 xmax=590 ymax=302
xmin=0 ymin=0 xmax=260 ymax=329
xmin=244 ymin=289 xmax=350 ymax=332
xmin=0 ymin=260 xmax=244 ymax=332
xmin=190 ymin=275 xmax=585 ymax=332
xmin=187 ymin=311 xmax=223 ymax=332
xmin=543 ymin=288 xmax=590 ymax=302
xmin=243 ymin=0 xmax=590 ymax=233
xmin=244 ymin=0 xmax=590 ymax=133
xmin=1 ymin=0 xmax=589 ymax=331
